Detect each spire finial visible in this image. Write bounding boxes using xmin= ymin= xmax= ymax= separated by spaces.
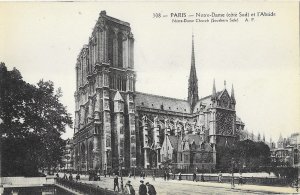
xmin=212 ymin=79 xmax=216 ymax=100
xmin=231 ymin=84 xmax=236 ymax=104
xmin=224 ymin=80 xmax=226 ymax=88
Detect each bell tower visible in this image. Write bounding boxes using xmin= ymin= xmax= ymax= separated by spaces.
xmin=73 ymin=11 xmax=137 ymax=174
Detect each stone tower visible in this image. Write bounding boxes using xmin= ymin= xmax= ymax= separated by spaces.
xmin=73 ymin=11 xmax=136 ymax=173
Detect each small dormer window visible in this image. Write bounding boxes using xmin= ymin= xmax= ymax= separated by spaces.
xmin=169 ymin=107 xmax=171 ymax=109
xmin=141 ymin=102 xmax=144 ymax=106
xmin=151 ymin=104 xmax=154 ymax=106
xmin=161 ymin=105 xmax=164 ymax=110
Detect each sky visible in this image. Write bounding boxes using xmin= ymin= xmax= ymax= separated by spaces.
xmin=0 ymin=1 xmax=299 ymax=142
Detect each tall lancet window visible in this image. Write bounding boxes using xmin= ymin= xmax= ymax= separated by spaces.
xmin=118 ymin=32 xmax=123 ymax=68
xmin=108 ymin=30 xmax=114 ymax=65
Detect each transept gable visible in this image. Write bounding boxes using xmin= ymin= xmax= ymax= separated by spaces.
xmin=218 ymin=89 xmax=231 ymax=109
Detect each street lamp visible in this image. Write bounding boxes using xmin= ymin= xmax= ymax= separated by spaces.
xmin=133 ymin=166 xmax=136 ymax=179
xmin=231 ymin=158 xmax=235 ymax=188
xmin=119 ymin=158 xmax=124 ymax=192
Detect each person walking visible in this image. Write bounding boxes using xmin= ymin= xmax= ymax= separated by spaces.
xmin=139 ymin=180 xmax=147 ymax=195
xmin=114 ymin=175 xmax=120 ymax=192
xmin=179 ymin=172 xmax=182 ymax=181
xmin=146 ymin=182 xmax=157 ymax=195
xmin=124 ymin=180 xmax=135 ymax=195
xmin=218 ymin=172 xmax=222 ymax=183
xmin=163 ymin=171 xmax=167 ymax=181
xmin=193 ymin=172 xmax=197 ymax=182
xmin=238 ymin=173 xmax=243 ymax=185
xmin=201 ymin=173 xmax=205 ymax=182
xmin=68 ymin=173 xmax=73 ymax=181
xmin=76 ymin=173 xmax=80 ymax=181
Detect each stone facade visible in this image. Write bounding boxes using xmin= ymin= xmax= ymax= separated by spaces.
xmin=270 ymin=133 xmax=300 ymax=167
xmin=163 ymin=134 xmax=216 ymax=171
xmin=72 ymin=11 xmax=245 ymax=173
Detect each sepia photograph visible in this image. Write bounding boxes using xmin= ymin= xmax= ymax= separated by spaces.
xmin=0 ymin=1 xmax=299 ymax=194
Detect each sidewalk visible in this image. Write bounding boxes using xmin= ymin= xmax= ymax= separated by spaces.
xmin=168 ymin=179 xmax=298 ymax=194
xmin=57 ymin=173 xmax=299 ymax=194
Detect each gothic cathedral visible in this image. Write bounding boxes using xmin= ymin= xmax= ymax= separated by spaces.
xmin=73 ymin=11 xmax=245 ymax=173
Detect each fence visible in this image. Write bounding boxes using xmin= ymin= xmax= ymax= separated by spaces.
xmin=1 ymin=176 xmax=55 ymax=186
xmin=170 ymin=174 xmax=291 ymax=186
xmin=56 ymin=178 xmax=123 ymax=195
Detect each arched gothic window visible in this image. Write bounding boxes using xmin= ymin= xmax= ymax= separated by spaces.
xmin=117 ymin=32 xmax=123 ymax=68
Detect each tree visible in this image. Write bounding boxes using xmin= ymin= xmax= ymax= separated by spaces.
xmin=161 ymin=159 xmax=173 ymax=170
xmin=0 ymin=63 xmax=72 ymax=176
xmin=216 ymin=139 xmax=271 ymax=172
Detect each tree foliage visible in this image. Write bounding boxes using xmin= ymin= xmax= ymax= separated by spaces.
xmin=216 ymin=139 xmax=271 ymax=172
xmin=0 ymin=63 xmax=72 ymax=176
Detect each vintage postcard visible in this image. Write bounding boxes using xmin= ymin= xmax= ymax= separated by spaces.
xmin=0 ymin=1 xmax=299 ymax=195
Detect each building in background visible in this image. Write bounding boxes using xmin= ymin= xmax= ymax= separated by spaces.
xmin=270 ymin=133 xmax=300 ymax=167
xmin=61 ymin=138 xmax=73 ymax=171
xmin=72 ymin=11 xmax=245 ymax=173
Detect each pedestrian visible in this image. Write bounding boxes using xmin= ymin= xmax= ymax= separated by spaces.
xmin=114 ymin=175 xmax=120 ymax=192
xmin=63 ymin=173 xmax=67 ymax=179
xmin=238 ymin=173 xmax=243 ymax=185
xmin=139 ymin=180 xmax=147 ymax=195
xmin=146 ymin=182 xmax=157 ymax=195
xmin=69 ymin=173 xmax=73 ymax=181
xmin=167 ymin=172 xmax=170 ymax=180
xmin=179 ymin=172 xmax=182 ymax=181
xmin=218 ymin=172 xmax=222 ymax=183
xmin=124 ymin=180 xmax=135 ymax=195
xmin=201 ymin=173 xmax=205 ymax=182
xmin=163 ymin=171 xmax=167 ymax=181
xmin=76 ymin=173 xmax=80 ymax=181
xmin=193 ymin=172 xmax=196 ymax=182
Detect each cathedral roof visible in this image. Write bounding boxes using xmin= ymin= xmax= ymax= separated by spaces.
xmin=135 ymin=92 xmax=191 ymax=114
xmin=192 ymin=91 xmax=222 ymax=113
xmin=236 ymin=116 xmax=244 ymax=124
xmin=182 ymin=134 xmax=203 ymax=145
xmin=181 ymin=134 xmax=212 ymax=152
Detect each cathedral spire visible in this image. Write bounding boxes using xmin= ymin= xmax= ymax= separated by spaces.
xmin=212 ymin=79 xmax=216 ymax=100
xmin=231 ymin=84 xmax=236 ymax=104
xmin=188 ymin=33 xmax=199 ymax=110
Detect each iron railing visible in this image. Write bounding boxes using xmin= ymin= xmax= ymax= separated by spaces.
xmin=56 ymin=178 xmax=123 ymax=195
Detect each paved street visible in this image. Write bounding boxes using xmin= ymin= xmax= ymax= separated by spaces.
xmin=58 ymin=173 xmax=298 ymax=194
